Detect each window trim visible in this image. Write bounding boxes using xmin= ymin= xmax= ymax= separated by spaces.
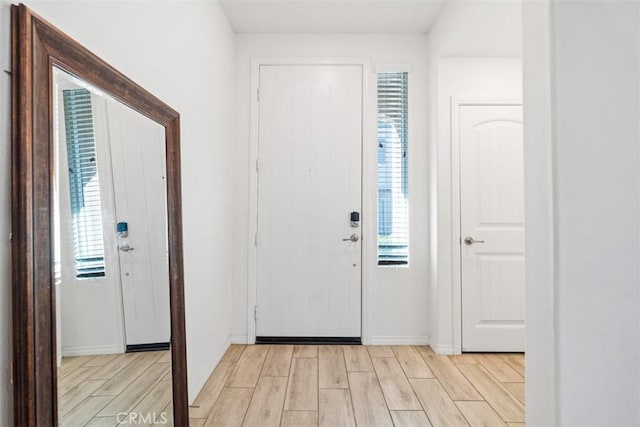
xmin=62 ymin=88 xmax=107 ymax=278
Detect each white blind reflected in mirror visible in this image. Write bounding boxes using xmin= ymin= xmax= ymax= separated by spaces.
xmin=62 ymin=89 xmax=106 ymax=278
xmin=377 ymin=72 xmax=409 ymax=265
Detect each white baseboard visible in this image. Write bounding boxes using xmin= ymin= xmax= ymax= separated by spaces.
xmin=370 ymin=336 xmax=429 ymax=345
xmin=432 ymin=344 xmax=454 ymax=355
xmin=188 ymin=335 xmax=231 ymax=405
xmin=62 ymin=344 xmax=122 ymax=357
xmin=230 ymin=335 xmax=248 ymax=344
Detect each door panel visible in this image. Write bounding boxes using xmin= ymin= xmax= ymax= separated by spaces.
xmin=460 ymin=104 xmax=525 ymax=352
xmin=256 ymin=65 xmax=362 ymax=337
xmin=108 ymin=101 xmax=171 ymax=346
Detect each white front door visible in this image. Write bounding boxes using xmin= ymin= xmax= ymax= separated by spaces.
xmin=256 ymin=65 xmax=363 ymax=338
xmin=460 ymin=104 xmax=525 ymax=352
xmin=107 ymin=101 xmax=171 ymax=347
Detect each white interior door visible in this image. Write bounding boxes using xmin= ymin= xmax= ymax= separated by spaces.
xmin=107 ymin=101 xmax=171 ymax=347
xmin=460 ymin=104 xmax=525 ymax=352
xmin=256 ymin=65 xmax=363 ymax=338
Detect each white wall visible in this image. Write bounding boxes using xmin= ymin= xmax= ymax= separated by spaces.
xmin=0 ymin=0 xmax=236 ymax=411
xmin=426 ymin=0 xmax=523 ymax=353
xmin=0 ymin=3 xmax=13 ymax=425
xmin=232 ymin=34 xmax=430 ymax=344
xmin=522 ymin=0 xmax=556 ymax=424
xmin=523 ymin=1 xmax=640 ymax=424
xmin=427 ymin=0 xmax=523 ymax=58
xmin=551 ymin=1 xmax=640 ymax=425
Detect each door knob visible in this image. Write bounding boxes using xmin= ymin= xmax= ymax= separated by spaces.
xmin=342 ymin=234 xmax=359 ymax=242
xmin=119 ymin=244 xmax=135 ymax=252
xmin=464 ymin=237 xmax=485 ymax=245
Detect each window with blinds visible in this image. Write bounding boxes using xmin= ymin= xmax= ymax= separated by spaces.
xmin=377 ymin=72 xmax=409 ymax=265
xmin=63 ymin=89 xmax=106 ymax=278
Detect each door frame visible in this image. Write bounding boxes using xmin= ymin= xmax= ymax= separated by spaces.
xmin=246 ymin=57 xmax=372 ymax=344
xmin=450 ymin=97 xmax=523 ymax=354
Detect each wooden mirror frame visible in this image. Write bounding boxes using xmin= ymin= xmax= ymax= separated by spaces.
xmin=11 ymin=4 xmax=189 ymax=425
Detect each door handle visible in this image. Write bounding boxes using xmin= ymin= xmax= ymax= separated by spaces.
xmin=119 ymin=244 xmax=135 ymax=252
xmin=464 ymin=237 xmax=485 ymax=245
xmin=342 ymin=234 xmax=359 ymax=242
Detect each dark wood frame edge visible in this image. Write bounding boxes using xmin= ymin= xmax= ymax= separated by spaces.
xmin=11 ymin=4 xmax=189 ymax=425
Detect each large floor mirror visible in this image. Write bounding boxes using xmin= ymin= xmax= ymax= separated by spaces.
xmin=11 ymin=4 xmax=188 ymax=425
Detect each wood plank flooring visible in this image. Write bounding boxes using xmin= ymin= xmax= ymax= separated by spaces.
xmin=58 ymin=350 xmax=172 ymax=426
xmin=58 ymin=346 xmax=524 ymax=426
xmin=190 ymin=345 xmax=525 ymax=426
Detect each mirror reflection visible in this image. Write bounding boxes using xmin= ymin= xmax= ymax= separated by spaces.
xmin=52 ymin=67 xmax=173 ymax=426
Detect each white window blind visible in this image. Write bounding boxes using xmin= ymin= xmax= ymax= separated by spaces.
xmin=377 ymin=72 xmax=409 ymax=265
xmin=63 ymin=89 xmax=106 ymax=278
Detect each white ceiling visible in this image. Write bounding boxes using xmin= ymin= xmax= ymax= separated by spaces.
xmin=219 ymin=0 xmax=448 ymax=34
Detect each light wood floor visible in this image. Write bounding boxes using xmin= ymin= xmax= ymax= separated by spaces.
xmin=58 ymin=350 xmax=173 ymax=426
xmin=190 ymin=345 xmax=525 ymax=427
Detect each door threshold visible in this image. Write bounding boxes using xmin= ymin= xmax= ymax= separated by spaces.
xmin=256 ymin=336 xmax=361 ymax=345
xmin=126 ymin=342 xmax=170 ymax=352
